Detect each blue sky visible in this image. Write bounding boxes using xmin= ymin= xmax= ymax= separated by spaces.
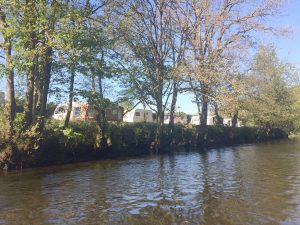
xmin=1 ymin=0 xmax=300 ymax=114
xmin=268 ymin=0 xmax=300 ymax=66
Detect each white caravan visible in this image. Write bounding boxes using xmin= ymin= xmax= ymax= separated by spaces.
xmin=190 ymin=115 xmax=200 ymax=125
xmin=164 ymin=113 xmax=188 ymax=125
xmin=190 ymin=115 xmax=215 ymax=125
xmin=123 ymin=109 xmax=153 ymax=123
xmin=223 ymin=117 xmax=242 ymax=127
xmin=52 ymin=102 xmax=84 ymax=121
xmin=53 ymin=102 xmax=123 ymax=122
xmin=223 ymin=117 xmax=232 ymax=126
xmin=207 ymin=115 xmax=215 ymax=125
xmin=190 ymin=115 xmax=241 ymax=127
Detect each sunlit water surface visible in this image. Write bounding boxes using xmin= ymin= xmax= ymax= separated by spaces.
xmin=1 ymin=138 xmax=300 ymax=224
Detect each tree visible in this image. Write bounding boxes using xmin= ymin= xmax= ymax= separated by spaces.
xmin=213 ymin=64 xmax=248 ymax=127
xmin=243 ymin=45 xmax=298 ymax=133
xmin=116 ymin=0 xmax=175 ymax=150
xmin=166 ymin=8 xmax=189 ymax=137
xmin=54 ymin=3 xmax=90 ymax=128
xmin=178 ymin=0 xmax=286 ymax=141
xmin=0 ymin=1 xmax=17 ymax=141
xmin=289 ymin=85 xmax=300 ymax=133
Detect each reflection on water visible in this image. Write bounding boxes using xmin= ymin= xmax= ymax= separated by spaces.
xmin=1 ymin=138 xmax=300 ymax=224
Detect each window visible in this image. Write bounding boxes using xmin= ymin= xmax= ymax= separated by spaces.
xmin=135 ymin=112 xmax=141 ymax=116
xmin=73 ymin=107 xmax=81 ymax=117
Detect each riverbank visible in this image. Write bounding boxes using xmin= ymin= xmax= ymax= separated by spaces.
xmin=0 ymin=121 xmax=288 ymax=169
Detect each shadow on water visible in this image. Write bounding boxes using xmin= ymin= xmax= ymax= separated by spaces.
xmin=1 ymin=138 xmax=300 ymax=224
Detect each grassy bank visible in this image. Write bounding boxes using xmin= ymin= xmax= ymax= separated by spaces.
xmin=0 ymin=120 xmax=288 ymax=169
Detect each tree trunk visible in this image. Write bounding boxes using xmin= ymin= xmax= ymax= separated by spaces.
xmin=33 ymin=47 xmax=52 ymax=132
xmin=0 ymin=12 xmax=15 ymax=140
xmin=232 ymin=111 xmax=238 ymax=128
xmin=64 ymin=66 xmax=75 ymax=128
xmin=200 ymin=97 xmax=208 ymax=128
xmin=40 ymin=48 xmax=53 ymax=116
xmin=168 ymin=82 xmax=178 ymax=137
xmin=98 ymin=69 xmax=108 ymax=149
xmin=33 ymin=56 xmax=41 ymax=123
xmin=91 ymin=76 xmax=96 ymax=92
xmin=198 ymin=89 xmax=209 ymax=144
xmin=40 ymin=0 xmax=56 ymax=119
xmin=34 ymin=0 xmax=56 ymax=131
xmin=4 ymin=38 xmax=16 ymax=141
xmin=96 ymin=112 xmax=107 ymax=149
xmin=214 ymin=103 xmax=223 ymax=126
xmin=24 ymin=67 xmax=35 ymax=127
xmin=155 ymin=77 xmax=164 ymax=151
xmin=32 ymin=85 xmax=38 ymax=122
xmin=190 ymin=78 xmax=201 ymax=125
xmin=23 ymin=0 xmax=37 ymax=128
xmin=155 ymin=101 xmax=163 ymax=151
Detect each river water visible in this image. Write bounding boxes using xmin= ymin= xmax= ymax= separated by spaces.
xmin=1 ymin=138 xmax=300 ymax=225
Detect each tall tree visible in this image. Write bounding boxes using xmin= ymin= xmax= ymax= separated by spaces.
xmin=167 ymin=6 xmax=189 ymax=137
xmin=117 ymin=0 xmax=175 ymax=150
xmin=0 ymin=2 xmax=17 ymax=140
xmin=243 ymin=45 xmax=298 ymax=133
xmin=179 ymin=0 xmax=286 ymax=141
xmin=22 ymin=0 xmax=38 ymax=127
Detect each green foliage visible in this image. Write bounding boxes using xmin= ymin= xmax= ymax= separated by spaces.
xmin=243 ymin=45 xmax=298 ymax=133
xmin=80 ymin=90 xmax=114 ymax=109
xmin=62 ymin=128 xmax=83 ymax=143
xmin=0 ymin=107 xmax=8 ymax=146
xmin=45 ymin=102 xmax=57 ymax=118
xmin=13 ymin=112 xmax=25 ymax=132
xmin=289 ymin=85 xmax=300 ymax=133
xmin=46 ymin=120 xmax=97 ymax=147
xmin=108 ymin=123 xmax=157 ymax=152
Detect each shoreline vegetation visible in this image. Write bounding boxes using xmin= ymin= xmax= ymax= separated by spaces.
xmin=0 ymin=121 xmax=288 ymax=170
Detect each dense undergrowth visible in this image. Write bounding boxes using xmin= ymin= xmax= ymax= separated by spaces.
xmin=0 ymin=119 xmax=288 ymax=169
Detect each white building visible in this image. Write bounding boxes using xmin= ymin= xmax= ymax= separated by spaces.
xmin=0 ymin=92 xmax=5 ymax=108
xmin=123 ymin=108 xmax=154 ymax=123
